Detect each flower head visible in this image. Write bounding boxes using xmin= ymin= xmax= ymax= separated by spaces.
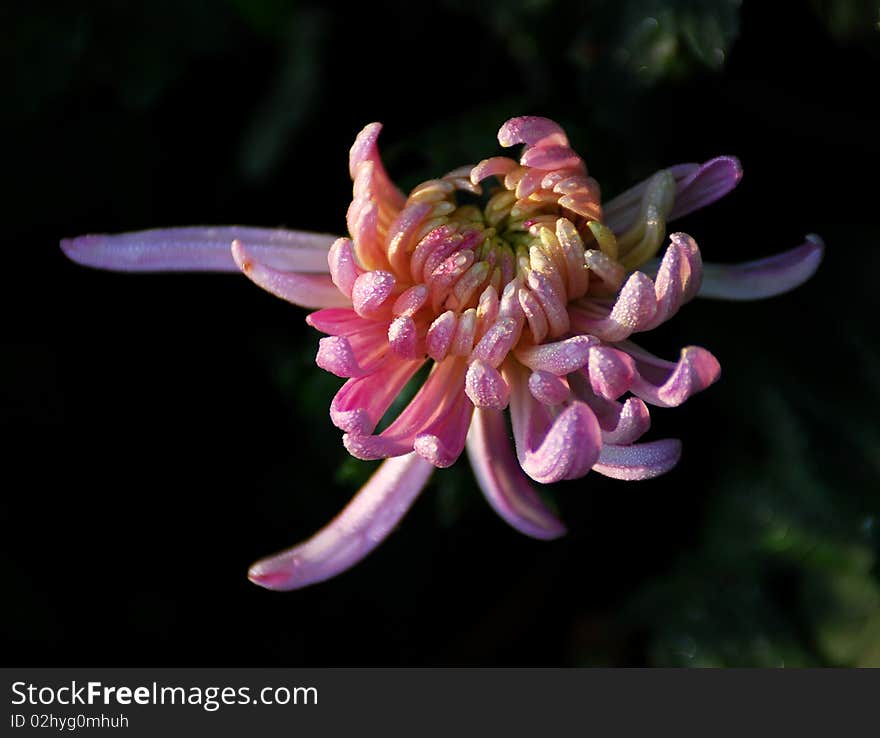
xmin=62 ymin=116 xmax=823 ymax=590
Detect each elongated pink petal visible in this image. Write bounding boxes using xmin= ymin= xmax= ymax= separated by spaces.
xmin=603 ymin=157 xmax=741 ymax=234
xmin=519 ymin=144 xmax=583 ymax=171
xmin=330 ymin=357 xmax=425 ymax=434
xmin=592 ymin=439 xmax=681 ymax=480
xmin=231 ymin=240 xmax=351 ymax=309
xmin=466 ymin=407 xmax=566 ymax=539
xmin=698 ymin=235 xmax=824 ymax=300
xmin=470 ymin=156 xmax=518 ymax=185
xmin=61 ymin=226 xmax=338 ymax=273
xmin=344 ymin=358 xmax=468 ymax=460
xmin=248 ymin=453 xmax=434 ymax=590
xmin=508 ymin=364 xmax=602 ymax=484
xmin=413 ymin=390 xmax=474 ymax=468
xmin=315 ymin=325 xmax=389 ymax=378
xmin=568 ymin=272 xmax=658 ymax=341
xmin=621 ymin=342 xmax=721 ymax=408
xmin=514 ymin=335 xmax=595 ymax=375
xmin=349 ymin=122 xmax=406 ymax=213
xmin=305 ymin=307 xmax=374 ymax=336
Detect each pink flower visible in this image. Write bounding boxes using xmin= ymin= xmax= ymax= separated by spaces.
xmin=62 ymin=116 xmax=823 ymax=590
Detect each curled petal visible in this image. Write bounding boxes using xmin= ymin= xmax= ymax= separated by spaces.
xmin=344 ymin=358 xmax=468 ymax=461
xmin=348 ymin=122 xmax=406 ymax=212
xmin=669 ymin=156 xmax=743 ymax=221
xmin=471 ymin=156 xmax=519 ymax=185
xmin=601 ymin=397 xmax=652 ymax=445
xmin=316 ymin=334 xmax=385 ymax=378
xmin=465 ymin=359 xmax=510 ymax=409
xmin=413 ymin=390 xmax=474 ymax=468
xmin=328 ymin=238 xmax=362 ymax=298
xmin=592 ymin=439 xmax=682 ymax=481
xmin=508 ymin=364 xmax=602 ymax=484
xmin=573 ymin=381 xmax=652 ymax=445
xmin=60 ymin=226 xmax=339 ymax=274
xmin=698 ymin=236 xmax=824 ymax=300
xmin=248 ymin=453 xmax=434 ymax=591
xmin=515 ymin=335 xmax=596 ymax=375
xmin=498 ymin=116 xmax=568 ymax=148
xmin=588 ymin=345 xmax=635 ymax=400
xmin=351 ymin=270 xmax=396 ymax=318
xmin=568 ymin=272 xmax=657 ymax=341
xmin=519 ymin=144 xmax=583 ymax=171
xmin=426 ymin=310 xmax=458 ymax=362
xmin=528 ymin=370 xmax=570 ymax=406
xmin=330 ymin=357 xmax=424 ymax=434
xmin=622 ymin=342 xmax=721 ymax=408
xmin=471 ymin=317 xmax=522 ymax=368
xmin=466 ymin=408 xmax=566 ymax=540
xmin=388 ymin=315 xmax=421 ymax=359
xmin=231 ymin=240 xmax=350 ymax=309
xmin=604 ymin=157 xmax=741 ymax=234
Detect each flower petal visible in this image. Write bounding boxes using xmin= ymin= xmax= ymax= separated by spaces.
xmin=330 ymin=356 xmax=425 ymax=435
xmin=61 ymin=226 xmax=338 ymax=273
xmin=507 ymin=363 xmax=602 ymax=484
xmin=248 ymin=453 xmax=434 ymax=591
xmin=498 ymin=117 xmax=568 ymax=148
xmin=413 ymin=390 xmax=474 ymax=468
xmin=592 ymin=439 xmax=682 ymax=480
xmin=343 ymin=358 xmax=468 ymax=461
xmin=669 ymin=156 xmax=743 ymax=221
xmin=466 ymin=407 xmax=566 ymax=540
xmin=231 ymin=240 xmax=351 ymax=309
xmin=349 ymin=122 xmax=406 ymax=214
xmin=514 ymin=335 xmax=596 ymax=375
xmin=621 ymin=341 xmax=721 ymax=408
xmin=604 ymin=157 xmax=742 ymax=234
xmin=698 ymin=235 xmax=824 ymax=300
xmin=568 ymin=272 xmax=658 ymax=341
xmin=465 ymin=359 xmax=510 ymax=409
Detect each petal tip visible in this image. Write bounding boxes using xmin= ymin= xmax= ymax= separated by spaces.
xmin=247 ymin=558 xmax=295 ymax=591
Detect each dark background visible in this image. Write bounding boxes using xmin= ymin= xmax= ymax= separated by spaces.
xmin=3 ymin=0 xmax=879 ymax=666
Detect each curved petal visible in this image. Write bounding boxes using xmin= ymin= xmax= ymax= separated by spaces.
xmin=466 ymin=407 xmax=566 ymax=540
xmin=568 ymin=272 xmax=658 ymax=342
xmin=330 ymin=356 xmax=424 ymax=435
xmin=604 ymin=157 xmax=742 ymax=234
xmin=668 ymin=156 xmax=743 ymax=220
xmin=61 ymin=226 xmax=338 ymax=273
xmin=698 ymin=235 xmax=824 ymax=300
xmin=498 ymin=117 xmax=568 ymax=148
xmin=231 ymin=240 xmax=351 ymax=309
xmin=592 ymin=439 xmax=682 ymax=480
xmin=248 ymin=453 xmax=434 ymax=591
xmin=620 ymin=341 xmax=721 ymax=408
xmin=343 ymin=358 xmax=468 ymax=461
xmin=349 ymin=122 xmax=406 ymax=214
xmin=507 ymin=363 xmax=602 ymax=484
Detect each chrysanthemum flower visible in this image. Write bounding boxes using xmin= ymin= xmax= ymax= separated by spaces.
xmin=62 ymin=116 xmax=822 ymax=590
